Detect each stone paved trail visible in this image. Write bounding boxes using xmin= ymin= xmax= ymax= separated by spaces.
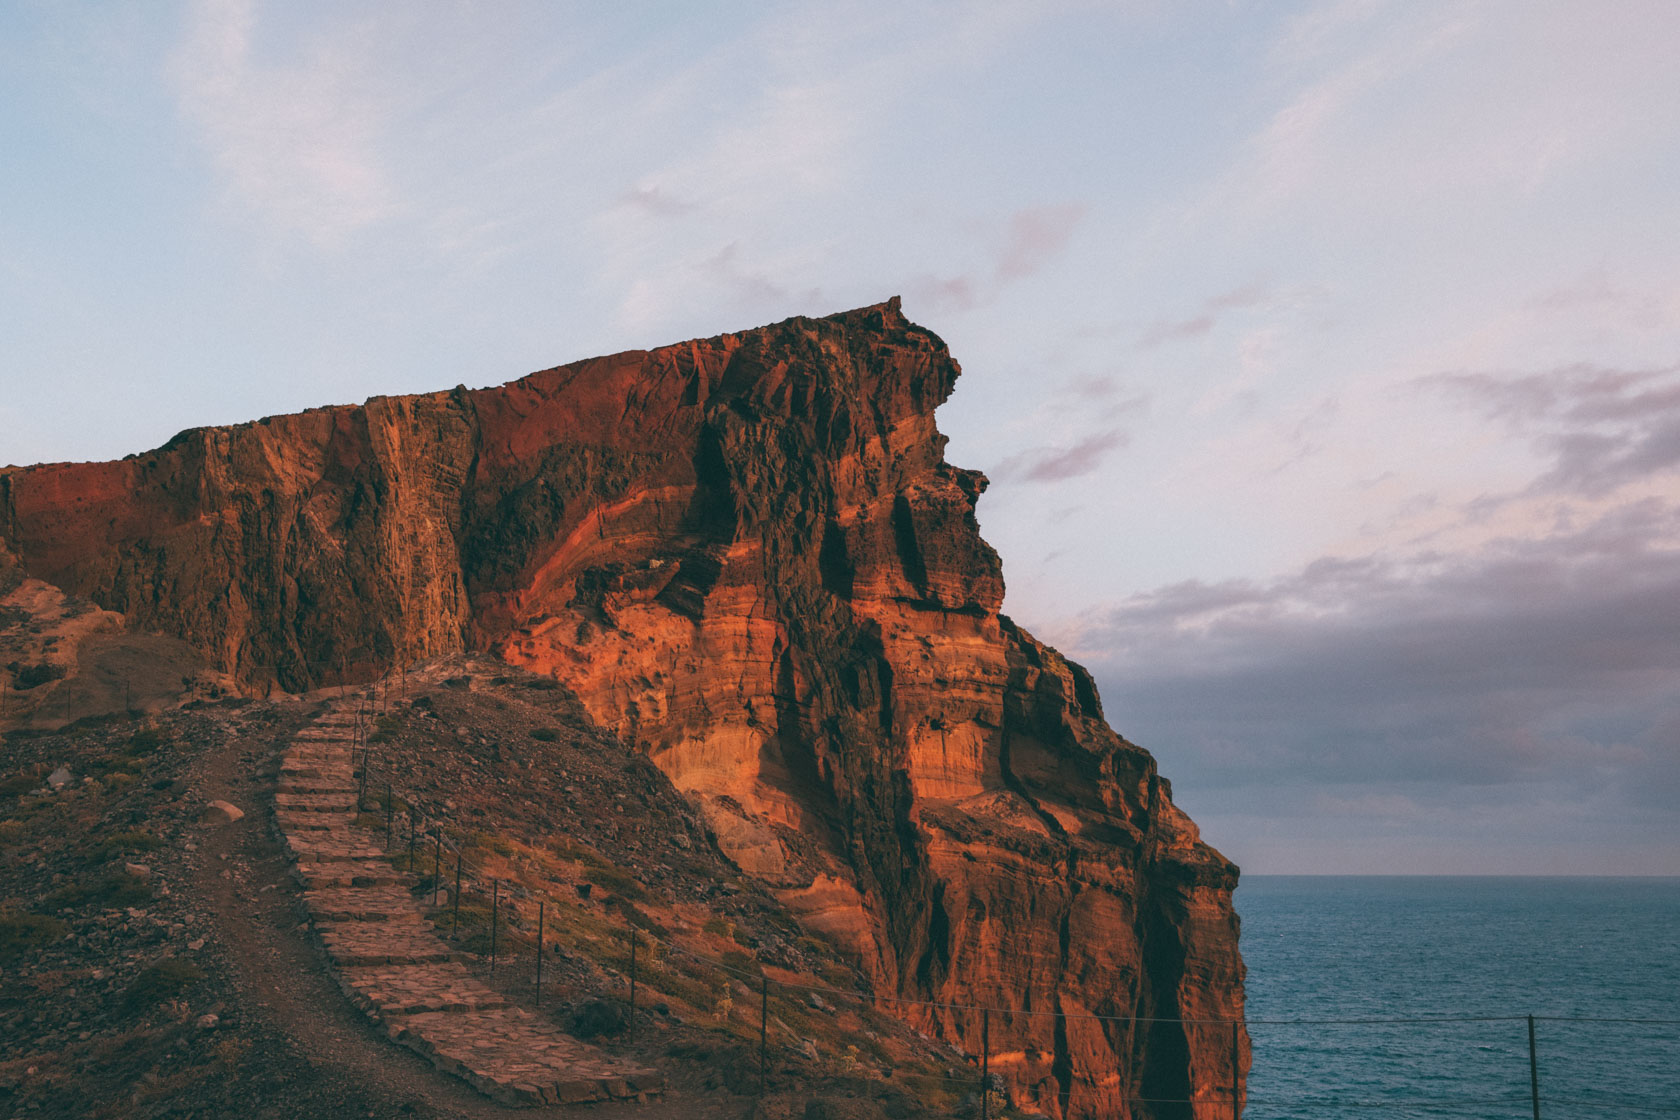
xmin=275 ymin=702 xmax=663 ymax=1108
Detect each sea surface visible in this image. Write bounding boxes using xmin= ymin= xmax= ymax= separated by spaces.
xmin=1235 ymin=876 xmax=1680 ymax=1119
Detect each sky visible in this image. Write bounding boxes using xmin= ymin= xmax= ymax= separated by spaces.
xmin=2 ymin=0 xmax=1677 ymax=875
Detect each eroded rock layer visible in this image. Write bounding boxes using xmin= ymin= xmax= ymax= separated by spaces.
xmin=0 ymin=299 xmax=1245 ymax=1118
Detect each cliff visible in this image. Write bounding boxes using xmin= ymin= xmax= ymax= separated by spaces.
xmin=0 ymin=299 xmax=1246 ymax=1118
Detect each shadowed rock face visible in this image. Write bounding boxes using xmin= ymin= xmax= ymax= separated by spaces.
xmin=0 ymin=299 xmax=1246 ymax=1118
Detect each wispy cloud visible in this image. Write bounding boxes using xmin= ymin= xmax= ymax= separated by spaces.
xmin=993 ymin=428 xmax=1129 ymax=484
xmin=995 ymin=203 xmax=1086 ymax=282
xmin=171 ymin=0 xmax=397 ymax=246
xmin=617 ymin=184 xmax=695 ymax=217
xmin=1138 ymin=283 xmax=1268 ymax=349
xmin=908 ymin=202 xmax=1088 ymax=315
xmin=1422 ymin=362 xmax=1680 ymax=497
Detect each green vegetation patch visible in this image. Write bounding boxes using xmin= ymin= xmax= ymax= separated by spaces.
xmin=0 ymin=910 xmax=69 ymax=962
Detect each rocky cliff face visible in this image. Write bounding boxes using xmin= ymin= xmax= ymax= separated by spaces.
xmin=0 ymin=299 xmax=1245 ymax=1118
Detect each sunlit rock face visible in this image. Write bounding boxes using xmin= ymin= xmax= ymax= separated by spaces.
xmin=0 ymin=299 xmax=1246 ymax=1119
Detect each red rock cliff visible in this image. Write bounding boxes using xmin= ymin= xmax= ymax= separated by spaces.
xmin=0 ymin=299 xmax=1246 ymax=1118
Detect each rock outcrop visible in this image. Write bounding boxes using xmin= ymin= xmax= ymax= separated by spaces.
xmin=0 ymin=299 xmax=1245 ymax=1118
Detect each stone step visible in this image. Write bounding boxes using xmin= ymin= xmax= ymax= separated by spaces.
xmin=392 ymin=1007 xmax=662 ymax=1106
xmin=285 ymin=833 xmax=389 ymax=862
xmin=295 ymin=861 xmax=412 ymax=889
xmin=276 ymin=792 xmax=358 ymax=811
xmin=276 ymin=813 xmax=347 ymax=832
xmin=282 ymin=749 xmax=355 ymax=764
xmin=277 ymin=776 xmax=359 ymax=793
xmin=280 ymin=761 xmax=350 ymax=779
xmin=319 ymin=922 xmax=460 ymax=966
xmin=336 ymin=962 xmax=511 ymax=1017
xmin=304 ymin=884 xmax=423 ymax=922
xmin=274 ymin=721 xmax=662 ymax=1108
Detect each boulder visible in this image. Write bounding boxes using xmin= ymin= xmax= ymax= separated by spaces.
xmin=200 ymin=800 xmax=244 ymax=824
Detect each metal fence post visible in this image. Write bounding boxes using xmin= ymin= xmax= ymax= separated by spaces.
xmin=980 ymin=1006 xmax=991 ymax=1120
xmin=1529 ymin=1015 xmax=1541 ymax=1120
xmin=629 ymin=932 xmax=638 ymax=1037
xmin=384 ymin=783 xmax=392 ymax=848
xmin=433 ymin=833 xmax=441 ymax=907
xmin=760 ymin=974 xmax=769 ymax=1096
xmin=490 ymin=879 xmax=499 ymax=978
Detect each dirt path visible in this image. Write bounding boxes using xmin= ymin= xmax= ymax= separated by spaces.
xmin=181 ymin=699 xmax=754 ymax=1120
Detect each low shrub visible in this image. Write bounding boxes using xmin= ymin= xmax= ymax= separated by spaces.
xmin=8 ymin=661 xmax=64 ymax=690
xmin=127 ymin=726 xmax=173 ymax=755
xmin=613 ymin=899 xmax=669 ymax=938
xmin=122 ymin=959 xmax=203 ymax=1012
xmin=0 ymin=910 xmax=68 ymax=962
xmin=0 ymin=770 xmax=43 ymax=798
xmin=45 ymin=868 xmax=152 ymax=911
xmin=570 ymin=997 xmax=630 ymax=1038
xmin=92 ymin=829 xmax=165 ymax=861
xmin=584 ymin=864 xmax=647 ymax=902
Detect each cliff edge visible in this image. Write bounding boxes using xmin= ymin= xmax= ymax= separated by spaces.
xmin=0 ymin=298 xmax=1246 ymax=1119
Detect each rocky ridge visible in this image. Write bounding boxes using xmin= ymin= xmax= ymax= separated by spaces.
xmin=0 ymin=299 xmax=1247 ymax=1118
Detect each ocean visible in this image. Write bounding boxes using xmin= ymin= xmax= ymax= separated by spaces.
xmin=1235 ymin=876 xmax=1680 ymax=1119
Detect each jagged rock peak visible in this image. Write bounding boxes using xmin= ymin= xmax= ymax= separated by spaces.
xmin=0 ymin=299 xmax=1245 ymax=1119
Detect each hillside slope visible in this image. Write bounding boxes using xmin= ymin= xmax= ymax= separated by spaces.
xmin=1 ymin=299 xmax=1246 ymax=1119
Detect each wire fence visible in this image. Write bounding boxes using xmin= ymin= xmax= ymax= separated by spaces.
xmin=329 ymin=681 xmax=1680 ymax=1118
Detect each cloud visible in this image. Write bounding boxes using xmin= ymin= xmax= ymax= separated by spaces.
xmin=699 ymin=242 xmax=823 ymax=309
xmin=1422 ymin=362 xmax=1680 ymax=496
xmin=910 ymin=202 xmax=1088 ymax=315
xmin=1138 ymin=283 xmax=1269 ymax=349
xmin=618 ymin=184 xmax=695 ymax=217
xmin=1065 ymin=499 xmax=1680 ymax=870
xmin=995 ymin=203 xmax=1086 ymax=282
xmin=171 ymin=0 xmax=396 ymax=246
xmin=992 ymin=428 xmax=1128 ymax=484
